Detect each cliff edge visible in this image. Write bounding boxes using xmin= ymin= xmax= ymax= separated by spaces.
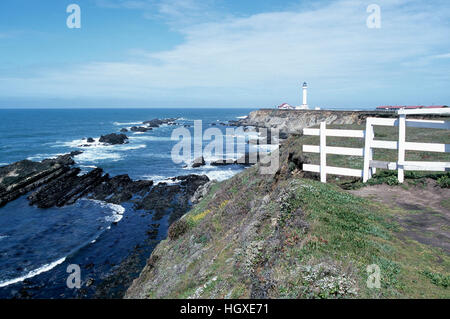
xmin=125 ymin=122 xmax=449 ymax=299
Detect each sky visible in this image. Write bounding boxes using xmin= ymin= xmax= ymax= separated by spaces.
xmin=0 ymin=0 xmax=449 ymax=109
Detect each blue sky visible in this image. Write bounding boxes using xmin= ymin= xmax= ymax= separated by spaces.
xmin=0 ymin=0 xmax=449 ymax=108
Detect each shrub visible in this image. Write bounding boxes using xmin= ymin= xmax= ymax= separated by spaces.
xmin=437 ymin=175 xmax=450 ymax=188
xmin=168 ymin=219 xmax=189 ymax=240
xmin=420 ymin=270 xmax=449 ymax=288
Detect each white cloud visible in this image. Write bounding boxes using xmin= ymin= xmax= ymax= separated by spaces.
xmin=1 ymin=0 xmax=450 ymax=107
xmin=430 ymin=53 xmax=450 ymax=59
xmin=96 ymin=0 xmax=218 ymax=25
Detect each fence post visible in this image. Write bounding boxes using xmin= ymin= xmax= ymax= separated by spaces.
xmin=363 ymin=118 xmax=373 ymax=182
xmin=398 ymin=114 xmax=406 ymax=183
xmin=320 ymin=121 xmax=327 ymax=183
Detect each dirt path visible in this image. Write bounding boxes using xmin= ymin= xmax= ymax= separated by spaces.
xmin=349 ymin=179 xmax=450 ymax=254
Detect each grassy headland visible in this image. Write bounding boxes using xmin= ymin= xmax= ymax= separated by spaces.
xmin=125 ymin=119 xmax=449 ymax=299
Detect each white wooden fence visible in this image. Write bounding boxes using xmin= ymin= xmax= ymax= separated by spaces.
xmin=302 ymin=108 xmax=450 ymax=183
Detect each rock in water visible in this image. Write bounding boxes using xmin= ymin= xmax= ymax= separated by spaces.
xmin=99 ymin=133 xmax=128 ymax=145
xmin=143 ymin=119 xmax=164 ymax=128
xmin=0 ymin=153 xmax=82 ymax=208
xmin=192 ymin=156 xmax=206 ymax=168
xmin=27 ymin=168 xmax=105 ymax=208
xmin=130 ymin=126 xmax=152 ymax=133
xmin=210 ymin=159 xmax=236 ymax=166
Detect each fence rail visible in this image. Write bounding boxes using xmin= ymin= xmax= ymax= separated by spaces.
xmin=302 ymin=108 xmax=450 ymax=183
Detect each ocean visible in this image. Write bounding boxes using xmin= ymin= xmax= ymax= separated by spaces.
xmin=0 ymin=108 xmax=256 ymax=298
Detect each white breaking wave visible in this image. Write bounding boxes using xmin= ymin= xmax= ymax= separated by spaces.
xmin=0 ymin=257 xmax=66 ymax=288
xmin=55 ymin=138 xmax=146 ymax=150
xmin=74 ymin=149 xmax=123 ymax=163
xmin=0 ymin=163 xmax=8 ymax=167
xmin=128 ymin=135 xmax=174 ymax=142
xmin=116 ymin=144 xmax=147 ymax=151
xmin=236 ymin=115 xmax=248 ymax=119
xmin=0 ymin=235 xmax=8 ymax=240
xmin=27 ymin=153 xmax=64 ymax=161
xmin=78 ymin=165 xmax=97 ymax=169
xmin=67 ymin=142 xmax=146 ymax=164
xmin=87 ymin=199 xmax=125 ymax=223
xmin=141 ymin=175 xmax=180 ymax=185
xmin=199 ymin=168 xmax=241 ymax=182
xmin=113 ymin=121 xmax=143 ymax=126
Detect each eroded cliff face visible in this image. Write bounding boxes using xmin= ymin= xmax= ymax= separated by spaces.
xmin=238 ymin=109 xmax=391 ymax=134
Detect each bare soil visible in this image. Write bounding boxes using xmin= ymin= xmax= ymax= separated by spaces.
xmin=350 ymin=179 xmax=450 ymax=254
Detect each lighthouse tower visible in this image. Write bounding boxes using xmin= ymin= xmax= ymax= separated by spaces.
xmin=296 ymin=82 xmax=309 ymax=110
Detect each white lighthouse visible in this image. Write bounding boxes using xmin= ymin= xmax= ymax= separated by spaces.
xmin=296 ymin=82 xmax=309 ymax=110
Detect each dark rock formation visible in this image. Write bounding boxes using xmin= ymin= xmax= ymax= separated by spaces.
xmin=143 ymin=118 xmax=177 ymax=128
xmin=210 ymin=159 xmax=236 ymax=166
xmin=1 ymin=151 xmax=210 ymax=217
xmin=28 ymin=167 xmax=105 ymax=208
xmin=86 ymin=137 xmax=95 ymax=143
xmin=135 ymin=175 xmax=209 ymax=224
xmin=0 ymin=153 xmax=82 ymax=208
xmin=99 ymin=133 xmax=128 ymax=145
xmin=130 ymin=126 xmax=152 ymax=133
xmin=89 ymin=174 xmax=153 ymax=204
xmin=143 ymin=119 xmax=164 ymax=127
xmin=192 ymin=156 xmax=206 ymax=168
xmin=120 ymin=128 xmax=128 ymax=133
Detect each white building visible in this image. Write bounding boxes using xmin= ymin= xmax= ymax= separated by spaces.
xmin=295 ymin=82 xmax=309 ymax=110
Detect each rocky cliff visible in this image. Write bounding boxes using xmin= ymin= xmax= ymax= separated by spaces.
xmin=236 ymin=109 xmax=396 ymax=134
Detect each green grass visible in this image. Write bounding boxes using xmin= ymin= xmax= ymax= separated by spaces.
xmin=275 ymin=179 xmax=449 ymax=298
xmin=420 ymin=270 xmax=450 ymax=288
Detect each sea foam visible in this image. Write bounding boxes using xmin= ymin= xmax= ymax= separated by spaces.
xmin=0 ymin=257 xmax=66 ymax=288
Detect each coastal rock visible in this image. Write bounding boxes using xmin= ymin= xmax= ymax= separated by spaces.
xmin=174 ymin=175 xmax=210 ymax=195
xmin=143 ymin=119 xmax=164 ymax=127
xmin=0 ymin=153 xmax=82 ymax=208
xmin=210 ymin=159 xmax=236 ymax=166
xmin=192 ymin=156 xmax=206 ymax=168
xmin=2 ymin=149 xmax=209 ymax=221
xmin=135 ymin=174 xmax=209 ymax=224
xmin=99 ymin=133 xmax=128 ymax=145
xmin=190 ymin=180 xmax=217 ymax=204
xmin=90 ymin=174 xmax=153 ymax=205
xmin=130 ymin=126 xmax=152 ymax=133
xmin=120 ymin=128 xmax=129 ymax=133
xmin=143 ymin=118 xmax=178 ymax=128
xmin=28 ymin=167 xmax=105 ymax=208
